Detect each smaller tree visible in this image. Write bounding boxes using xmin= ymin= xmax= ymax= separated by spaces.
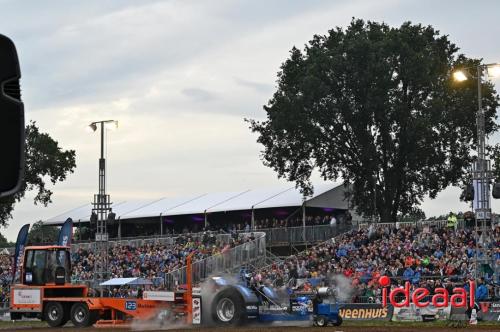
xmin=27 ymin=221 xmax=58 ymax=245
xmin=0 ymin=232 xmax=14 ymax=248
xmin=0 ymin=121 xmax=76 ymax=226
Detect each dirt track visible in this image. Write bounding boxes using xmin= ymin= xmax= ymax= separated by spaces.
xmin=4 ymin=325 xmax=500 ymax=332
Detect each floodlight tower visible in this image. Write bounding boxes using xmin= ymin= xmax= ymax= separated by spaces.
xmin=454 ymin=63 xmax=500 ymax=278
xmin=87 ymin=120 xmax=118 ymax=286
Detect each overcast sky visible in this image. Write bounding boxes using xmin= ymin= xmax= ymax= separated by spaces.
xmin=1 ymin=0 xmax=500 ymax=240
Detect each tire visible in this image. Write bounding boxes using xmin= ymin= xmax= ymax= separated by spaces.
xmin=332 ymin=315 xmax=343 ymax=326
xmin=211 ymin=287 xmax=246 ymax=325
xmin=315 ymin=315 xmax=327 ymax=327
xmin=10 ymin=312 xmax=22 ymax=320
xmin=44 ymin=302 xmax=67 ymax=327
xmin=70 ymin=302 xmax=96 ymax=327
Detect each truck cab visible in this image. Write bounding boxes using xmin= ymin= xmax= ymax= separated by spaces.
xmin=22 ymin=246 xmax=71 ymax=286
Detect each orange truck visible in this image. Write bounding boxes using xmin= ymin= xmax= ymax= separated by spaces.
xmin=10 ymin=245 xmax=197 ymax=328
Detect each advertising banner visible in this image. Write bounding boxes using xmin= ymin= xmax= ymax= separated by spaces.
xmin=57 ymin=218 xmax=73 ymax=246
xmin=478 ymin=302 xmax=500 ymax=322
xmin=13 ymin=288 xmax=41 ymax=305
xmin=12 ymin=224 xmax=29 ymax=282
xmin=339 ymin=304 xmax=393 ymax=321
xmin=143 ymin=291 xmax=175 ymax=302
xmin=392 ymin=303 xmax=451 ymax=322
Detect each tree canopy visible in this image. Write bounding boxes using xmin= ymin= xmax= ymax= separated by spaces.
xmin=0 ymin=121 xmax=76 ymax=226
xmin=247 ymin=19 xmax=499 ymax=222
xmin=27 ymin=220 xmax=59 ymax=245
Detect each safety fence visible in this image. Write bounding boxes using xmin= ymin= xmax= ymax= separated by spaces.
xmin=251 ymin=224 xmax=351 ymax=247
xmin=71 ymin=231 xmax=232 ymax=253
xmin=163 ymin=232 xmax=266 ymax=290
xmin=357 ymin=219 xmax=465 ymax=230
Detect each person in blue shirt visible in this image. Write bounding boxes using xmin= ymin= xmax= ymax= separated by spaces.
xmin=411 ymin=268 xmax=421 ymax=285
xmin=433 ymin=249 xmax=443 ymax=259
xmin=475 ymin=278 xmax=488 ymax=301
xmin=403 ymin=267 xmax=414 ymax=282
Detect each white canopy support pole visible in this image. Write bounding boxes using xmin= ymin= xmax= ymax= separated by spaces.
xmin=118 ymin=217 xmax=121 ymax=240
xmin=302 ymin=201 xmax=306 ymax=227
xmin=204 ymin=210 xmax=207 ymax=230
xmin=302 ymin=200 xmax=306 ymax=247
xmin=251 ymin=207 xmax=255 ymax=230
xmin=160 ymin=213 xmax=163 ymax=236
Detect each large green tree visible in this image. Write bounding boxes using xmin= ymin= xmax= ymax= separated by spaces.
xmin=0 ymin=121 xmax=76 ymax=226
xmin=247 ymin=20 xmax=499 ymax=222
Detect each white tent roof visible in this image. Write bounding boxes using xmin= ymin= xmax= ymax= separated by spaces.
xmin=43 ymin=182 xmax=346 ymax=225
xmin=100 ymin=277 xmax=153 ymax=286
xmin=121 ymin=194 xmax=207 ymax=219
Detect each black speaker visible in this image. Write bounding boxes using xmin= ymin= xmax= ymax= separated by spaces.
xmin=492 ymin=182 xmax=500 ymax=199
xmin=0 ymin=34 xmax=24 ymax=197
xmin=463 ymin=184 xmax=474 ymax=201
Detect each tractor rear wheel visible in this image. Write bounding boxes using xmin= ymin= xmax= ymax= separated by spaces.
xmin=70 ymin=302 xmax=97 ymax=327
xmin=315 ymin=315 xmax=327 ymax=327
xmin=44 ymin=302 xmax=67 ymax=327
xmin=211 ymin=287 xmax=246 ymax=325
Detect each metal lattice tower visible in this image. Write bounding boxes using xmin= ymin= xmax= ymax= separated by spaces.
xmin=88 ymin=121 xmax=116 ymax=289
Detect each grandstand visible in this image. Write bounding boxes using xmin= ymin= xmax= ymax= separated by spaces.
xmin=41 ymin=183 xmax=356 ymax=243
xmin=2 ymin=180 xmax=499 ymax=311
xmin=1 ymin=217 xmax=499 ymax=311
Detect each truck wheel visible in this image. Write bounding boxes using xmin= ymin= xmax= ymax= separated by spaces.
xmin=315 ymin=315 xmax=327 ymax=327
xmin=70 ymin=302 xmax=95 ymax=327
xmin=10 ymin=312 xmax=22 ymax=320
xmin=211 ymin=287 xmax=245 ymax=325
xmin=332 ymin=315 xmax=343 ymax=326
xmin=44 ymin=302 xmax=67 ymax=327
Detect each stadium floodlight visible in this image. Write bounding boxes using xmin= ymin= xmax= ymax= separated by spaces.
xmin=86 ymin=123 xmax=98 ymax=132
xmin=87 ymin=119 xmax=117 ymax=290
xmin=105 ymin=120 xmax=118 ymax=131
xmin=486 ymin=64 xmax=500 ymax=78
xmin=453 ymin=61 xmax=499 ymax=281
xmin=452 ymin=70 xmax=468 ymax=82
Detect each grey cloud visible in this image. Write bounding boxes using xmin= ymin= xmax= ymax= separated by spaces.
xmin=234 ymin=77 xmax=273 ymax=94
xmin=181 ymin=88 xmax=217 ymax=102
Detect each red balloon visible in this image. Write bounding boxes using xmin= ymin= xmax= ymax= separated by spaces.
xmin=378 ymin=275 xmax=390 ymax=287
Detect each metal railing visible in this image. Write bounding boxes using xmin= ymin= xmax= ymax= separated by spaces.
xmin=164 ymin=232 xmax=266 ymax=290
xmin=253 ymin=224 xmax=351 ymax=247
xmin=71 ymin=232 xmax=232 ymax=253
xmin=357 ymin=219 xmax=472 ymax=230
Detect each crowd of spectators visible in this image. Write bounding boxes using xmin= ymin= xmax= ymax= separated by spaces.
xmin=0 ymin=254 xmax=11 ymax=306
xmin=1 ymin=218 xmax=499 ymax=306
xmin=198 ymin=212 xmax=351 ymax=235
xmin=253 ymin=223 xmax=500 ymax=302
xmin=71 ymin=232 xmax=257 ymax=283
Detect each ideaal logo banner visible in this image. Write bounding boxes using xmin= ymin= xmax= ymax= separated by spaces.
xmin=379 ymin=276 xmax=475 ymax=309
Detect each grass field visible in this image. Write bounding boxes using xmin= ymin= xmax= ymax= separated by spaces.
xmin=0 ymin=320 xmax=499 ymax=332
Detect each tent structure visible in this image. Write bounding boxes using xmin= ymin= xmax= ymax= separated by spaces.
xmin=43 ymin=182 xmax=348 ymax=226
xmin=100 ymin=277 xmax=153 ymax=286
